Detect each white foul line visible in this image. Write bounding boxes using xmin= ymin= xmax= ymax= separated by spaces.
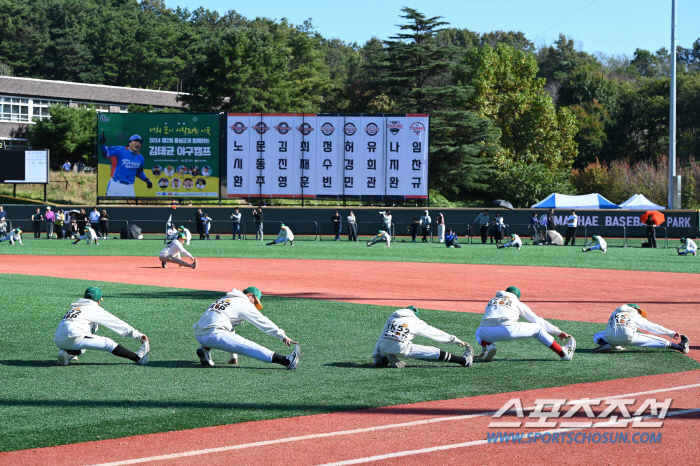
xmin=87 ymin=383 xmax=700 ymax=466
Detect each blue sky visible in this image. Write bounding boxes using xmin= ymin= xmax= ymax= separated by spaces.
xmin=165 ymin=0 xmax=699 ymax=57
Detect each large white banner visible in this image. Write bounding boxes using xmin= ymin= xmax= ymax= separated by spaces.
xmin=226 ymin=114 xmax=428 ymax=198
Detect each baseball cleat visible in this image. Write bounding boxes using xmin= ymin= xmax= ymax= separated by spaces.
xmin=592 ymin=343 xmax=612 ymax=353
xmin=582 ymin=247 xmax=586 ymax=252
xmin=161 ymin=261 xmax=167 ymax=268
xmin=57 ymin=350 xmax=69 ymax=366
xmin=561 ymin=336 xmax=576 ymax=361
xmin=680 ymin=334 xmax=690 ymax=354
xmin=366 ymin=242 xmax=370 ymax=246
xmin=613 ymin=346 xmax=626 ymax=351
xmin=196 ymin=347 xmax=214 ymax=366
xmin=386 ymin=354 xmax=406 ymax=369
xmin=136 ymin=340 xmax=150 ymax=365
xmin=462 ymin=344 xmax=474 ymax=367
xmin=69 ymin=355 xmax=79 ymax=362
xmin=482 ymin=343 xmax=498 ymax=362
xmin=286 ymin=344 xmax=300 ymax=370
xmin=192 ymin=259 xmax=197 ymax=269
xmin=227 ymin=356 xmax=239 ymax=365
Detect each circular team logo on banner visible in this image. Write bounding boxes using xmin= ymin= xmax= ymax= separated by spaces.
xmin=343 ymin=123 xmax=357 ymax=136
xmin=365 ymin=122 xmax=380 ymax=136
xmin=321 ymin=122 xmax=335 ymax=136
xmin=297 ymin=122 xmax=314 ymax=136
xmin=230 ymin=122 xmax=247 ymax=135
xmin=410 ymin=122 xmax=426 ymax=135
xmin=387 ymin=120 xmax=402 ymax=135
xmin=253 ymin=122 xmax=270 ymax=135
xmin=275 ymin=122 xmax=292 ymax=135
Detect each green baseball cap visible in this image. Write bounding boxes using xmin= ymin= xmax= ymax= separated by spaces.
xmin=505 ymin=286 xmax=521 ymax=299
xmin=84 ymin=286 xmax=102 ymax=302
xmin=178 ymin=225 xmax=186 ymax=231
xmin=406 ymin=305 xmax=419 ymax=317
xmin=592 ymin=235 xmax=598 ymax=240
xmin=243 ymin=286 xmax=263 ymax=310
xmin=177 ymin=232 xmax=186 ymax=239
xmin=681 ymin=237 xmax=686 ymax=243
xmin=84 ymin=226 xmax=90 ymax=231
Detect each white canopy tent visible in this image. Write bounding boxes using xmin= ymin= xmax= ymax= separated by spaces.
xmin=618 ymin=194 xmax=666 ymax=210
xmin=531 ymin=193 xmax=620 ymax=209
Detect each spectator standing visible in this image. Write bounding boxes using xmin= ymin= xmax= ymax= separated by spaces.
xmin=410 ymin=217 xmax=420 ymax=242
xmin=190 ymin=208 xmax=205 ymax=240
xmin=62 ymin=161 xmax=71 ymax=171
xmin=645 ymin=216 xmax=657 ymax=248
xmin=31 ymin=207 xmax=43 ymax=238
xmin=55 ymin=209 xmax=64 ymax=239
xmin=490 ymin=212 xmax=504 ymax=244
xmin=347 ymin=211 xmax=357 ymax=242
xmin=332 ymin=211 xmax=342 ymax=241
xmin=100 ymin=209 xmax=109 ymax=239
xmin=474 ymin=209 xmax=489 ymax=244
xmin=89 ymin=207 xmax=101 ymax=236
xmin=77 ymin=161 xmax=84 ymax=172
xmin=379 ymin=210 xmax=392 ymax=237
xmin=230 ymin=208 xmax=242 ymax=240
xmin=0 ymin=206 xmax=6 ymax=223
xmin=253 ymin=206 xmax=264 ymax=241
xmin=563 ymin=209 xmax=578 ymax=246
xmin=529 ymin=212 xmax=539 ymax=240
xmin=45 ymin=206 xmax=55 ymax=239
xmin=419 ymin=210 xmax=431 ymax=243
xmin=546 ymin=208 xmax=555 ymax=231
xmin=436 ymin=213 xmax=445 ymax=243
xmin=0 ymin=216 xmax=6 ymax=238
xmin=76 ymin=208 xmax=88 ymax=232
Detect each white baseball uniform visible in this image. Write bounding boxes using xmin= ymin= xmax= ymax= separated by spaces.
xmin=54 ymin=298 xmax=144 ymax=353
xmin=593 ymin=305 xmax=677 ymax=349
xmin=368 ymin=230 xmax=391 ymax=247
xmin=372 ymin=309 xmax=463 ymax=363
xmin=159 ymin=239 xmax=194 ymax=267
xmin=166 ymin=227 xmax=191 ymax=245
xmin=475 ymin=291 xmax=562 ymax=349
xmin=272 ymin=226 xmax=294 ymax=244
xmin=75 ymin=227 xmax=98 ymax=244
xmin=1 ymin=230 xmax=22 ymax=245
xmin=502 ymin=234 xmax=522 ymax=249
xmin=584 ymin=236 xmax=607 ymax=252
xmin=679 ymin=239 xmax=697 ymax=255
xmin=193 ymin=289 xmax=288 ymax=363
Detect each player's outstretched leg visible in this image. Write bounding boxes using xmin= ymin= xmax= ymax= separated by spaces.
xmin=561 ymin=336 xmax=576 ymax=361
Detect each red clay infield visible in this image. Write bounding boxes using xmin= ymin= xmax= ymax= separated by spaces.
xmin=1 ymin=255 xmax=698 ymax=465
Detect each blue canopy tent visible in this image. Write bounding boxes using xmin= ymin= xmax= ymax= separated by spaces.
xmin=531 ymin=193 xmax=620 ymax=209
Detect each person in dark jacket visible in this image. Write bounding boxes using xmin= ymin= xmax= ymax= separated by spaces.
xmin=331 ymin=211 xmax=342 ymax=241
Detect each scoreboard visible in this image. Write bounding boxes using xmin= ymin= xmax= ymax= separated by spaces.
xmin=0 ymin=150 xmax=49 ymax=183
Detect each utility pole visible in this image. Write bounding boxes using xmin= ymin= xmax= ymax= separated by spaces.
xmin=668 ymin=0 xmax=680 ymax=209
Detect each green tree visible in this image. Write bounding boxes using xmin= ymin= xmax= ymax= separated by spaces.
xmin=26 ymin=104 xmax=97 ymax=165
xmin=537 ymin=34 xmax=600 ymax=81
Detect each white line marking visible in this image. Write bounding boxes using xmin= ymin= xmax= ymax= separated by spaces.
xmin=86 ymin=383 xmax=700 ymax=466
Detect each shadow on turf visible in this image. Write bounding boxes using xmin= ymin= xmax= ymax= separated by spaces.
xmin=0 ymin=360 xmax=289 ymax=369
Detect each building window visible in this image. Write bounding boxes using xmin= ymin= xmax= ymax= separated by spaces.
xmin=0 ymin=138 xmax=30 ymax=150
xmin=77 ymin=102 xmax=111 ymax=113
xmin=0 ymin=96 xmax=29 ymax=122
xmin=32 ymin=99 xmax=66 ymax=120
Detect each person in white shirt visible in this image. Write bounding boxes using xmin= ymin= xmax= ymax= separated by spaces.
xmin=582 ymin=235 xmax=607 ymax=253
xmin=367 ymin=230 xmax=391 ymax=247
xmin=497 ymin=233 xmax=522 ymax=250
xmin=53 ymin=287 xmax=150 ymax=366
xmin=347 ymin=211 xmax=357 ymax=242
xmin=165 ymin=225 xmax=192 ymax=245
xmin=371 ymin=306 xmax=473 ymax=368
xmin=230 ymin=208 xmax=242 ymax=240
xmin=436 ymin=213 xmax=445 ymax=243
xmin=419 ymin=210 xmax=431 ymax=242
xmin=0 ymin=228 xmax=22 ymax=245
xmin=593 ymin=304 xmax=689 ymax=354
xmin=266 ymin=224 xmax=294 ymax=246
xmin=379 ymin=210 xmax=392 ymax=237
xmin=72 ymin=225 xmax=99 ymax=245
xmin=563 ymin=209 xmax=578 ymax=246
xmin=159 ymin=232 xmax=197 ymax=268
xmin=193 ymin=286 xmax=300 ymax=369
xmin=677 ymin=237 xmax=697 ymax=256
xmin=89 ymin=207 xmax=101 ymax=234
xmin=475 ymin=286 xmax=576 ymax=362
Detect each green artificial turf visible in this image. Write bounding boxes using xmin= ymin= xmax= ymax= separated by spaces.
xmin=1 ymin=274 xmax=697 ymax=451
xmin=1 ymin=235 xmax=698 ymax=273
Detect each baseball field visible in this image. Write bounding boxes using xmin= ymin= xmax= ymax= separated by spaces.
xmin=1 ymin=237 xmax=698 ymax=465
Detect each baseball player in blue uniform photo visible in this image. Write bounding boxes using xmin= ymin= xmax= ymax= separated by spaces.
xmin=101 ymin=133 xmax=153 ymax=197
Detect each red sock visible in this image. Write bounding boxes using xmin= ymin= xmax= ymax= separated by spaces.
xmin=549 ymin=341 xmax=565 ymax=357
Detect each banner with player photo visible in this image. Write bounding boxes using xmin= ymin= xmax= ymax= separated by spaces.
xmin=97 ymin=114 xmax=220 ymax=198
xmin=225 ymin=114 xmax=429 ymax=198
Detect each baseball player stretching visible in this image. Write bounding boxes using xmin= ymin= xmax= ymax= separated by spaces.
xmin=677 ymin=237 xmax=697 ymax=256
xmin=159 ymin=232 xmax=197 ymax=268
xmin=475 ymin=287 xmax=576 ymax=362
xmin=582 ymin=235 xmax=607 ymax=253
xmin=0 ymin=228 xmax=22 ymax=245
xmin=192 ymin=287 xmax=300 ymax=369
xmin=372 ymin=306 xmax=473 ymax=368
xmin=72 ymin=225 xmax=99 ymax=245
xmin=367 ymin=230 xmax=391 ymax=247
xmin=165 ymin=225 xmax=192 ymax=245
xmin=53 ymin=287 xmax=150 ymax=365
xmin=593 ymin=304 xmax=689 ymax=354
xmin=101 ymin=134 xmax=153 ymax=197
xmin=266 ymin=224 xmax=294 ymax=246
xmin=497 ymin=233 xmax=522 ymax=250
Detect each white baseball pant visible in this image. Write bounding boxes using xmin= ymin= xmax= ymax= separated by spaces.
xmin=274 ymin=237 xmax=292 ymax=245
xmin=159 ymin=253 xmax=191 ymax=267
xmin=106 ymin=180 xmax=136 ymax=197
xmin=589 ymin=244 xmax=606 ymax=252
xmin=593 ymin=331 xmax=670 ymax=349
xmin=476 ymin=323 xmax=554 ymax=347
xmin=377 ymin=340 xmax=440 ymax=360
xmin=196 ymin=332 xmax=275 ymax=362
xmin=54 ymin=335 xmax=118 ymax=352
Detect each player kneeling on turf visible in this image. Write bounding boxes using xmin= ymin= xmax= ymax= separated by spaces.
xmin=53 ymin=287 xmax=150 ymax=365
xmin=192 ymin=286 xmax=300 ymax=369
xmin=593 ymin=304 xmax=689 ymax=354
xmin=371 ymin=306 xmax=473 ymax=368
xmin=266 ymin=224 xmax=294 ymax=246
xmin=367 ymin=230 xmax=391 ymax=247
xmin=497 ymin=233 xmax=522 ymax=250
xmin=0 ymin=228 xmax=22 ymax=245
xmin=582 ymin=235 xmax=607 ymax=253
xmin=475 ymin=286 xmax=576 ymax=362
xmin=159 ymin=232 xmax=197 ymax=269
xmin=677 ymin=237 xmax=697 ymax=256
xmin=72 ymin=225 xmax=99 ymax=245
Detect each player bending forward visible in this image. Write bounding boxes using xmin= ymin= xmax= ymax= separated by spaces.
xmin=497 ymin=234 xmax=522 ymax=250
xmin=367 ymin=230 xmax=391 ymax=247
xmin=192 ymin=286 xmax=300 ymax=369
xmin=0 ymin=228 xmax=22 ymax=245
xmin=593 ymin=304 xmax=689 ymax=354
xmin=677 ymin=237 xmax=697 ymax=256
xmin=582 ymin=235 xmax=607 ymax=253
xmin=159 ymin=232 xmax=197 ymax=269
xmin=371 ymin=306 xmax=473 ymax=368
xmin=54 ymin=287 xmax=150 ymax=365
xmin=475 ymin=286 xmax=576 ymax=362
xmin=165 ymin=225 xmax=191 ymax=245
xmin=73 ymin=225 xmax=99 ymax=245
xmin=266 ymin=224 xmax=294 ymax=246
